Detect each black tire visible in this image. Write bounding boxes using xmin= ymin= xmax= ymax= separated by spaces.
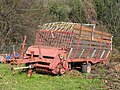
xmin=82 ymin=63 xmax=91 ymax=73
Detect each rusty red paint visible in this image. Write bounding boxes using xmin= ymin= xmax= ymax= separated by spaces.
xmin=12 ymin=29 xmax=112 ymax=75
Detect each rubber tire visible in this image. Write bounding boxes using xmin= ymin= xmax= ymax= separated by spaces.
xmin=82 ymin=63 xmax=91 ymax=73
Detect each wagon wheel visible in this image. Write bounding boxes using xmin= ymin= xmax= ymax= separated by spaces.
xmin=60 ymin=60 xmax=69 ymax=74
xmin=82 ymin=63 xmax=91 ymax=73
xmin=52 ymin=61 xmax=69 ymax=75
xmin=27 ymin=69 xmax=33 ymax=77
xmin=51 ymin=63 xmax=61 ymax=75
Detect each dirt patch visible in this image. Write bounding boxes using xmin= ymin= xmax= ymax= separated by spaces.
xmin=64 ymin=55 xmax=120 ymax=90
xmin=114 ymin=64 xmax=120 ymax=72
xmin=91 ymin=62 xmax=120 ymax=90
xmin=64 ymin=69 xmax=83 ymax=77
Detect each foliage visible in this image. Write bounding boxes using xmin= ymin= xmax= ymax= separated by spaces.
xmin=0 ymin=0 xmax=119 ymax=52
xmin=68 ymin=0 xmax=85 ymax=23
xmin=0 ymin=0 xmax=49 ymax=53
xmin=95 ymin=0 xmax=120 ymax=51
xmin=49 ymin=3 xmax=69 ymax=21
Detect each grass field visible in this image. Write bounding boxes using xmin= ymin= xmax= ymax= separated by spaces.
xmin=0 ymin=63 xmax=105 ymax=90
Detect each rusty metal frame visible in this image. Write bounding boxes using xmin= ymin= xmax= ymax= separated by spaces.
xmin=11 ymin=23 xmax=112 ymax=75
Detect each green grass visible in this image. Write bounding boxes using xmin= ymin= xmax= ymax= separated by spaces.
xmin=0 ymin=64 xmax=105 ymax=90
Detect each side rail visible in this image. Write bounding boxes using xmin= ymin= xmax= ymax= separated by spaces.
xmin=68 ymin=26 xmax=112 ymax=60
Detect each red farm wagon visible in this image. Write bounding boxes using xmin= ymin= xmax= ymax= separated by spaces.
xmin=12 ymin=22 xmax=112 ymax=77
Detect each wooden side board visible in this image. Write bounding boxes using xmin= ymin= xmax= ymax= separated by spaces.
xmin=73 ymin=25 xmax=111 ymax=36
xmin=73 ymin=25 xmax=112 ymax=44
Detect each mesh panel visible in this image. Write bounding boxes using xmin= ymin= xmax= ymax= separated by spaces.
xmin=35 ymin=31 xmax=74 ymax=49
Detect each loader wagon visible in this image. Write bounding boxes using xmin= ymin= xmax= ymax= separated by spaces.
xmin=12 ymin=22 xmax=112 ymax=77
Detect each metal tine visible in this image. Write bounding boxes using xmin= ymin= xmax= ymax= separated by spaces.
xmin=48 ymin=23 xmax=53 ymax=30
xmin=58 ymin=22 xmax=66 ymax=31
xmin=52 ymin=23 xmax=58 ymax=31
xmin=67 ymin=48 xmax=73 ymax=59
xmin=43 ymin=22 xmax=82 ymax=32
xmin=57 ymin=23 xmax=61 ymax=30
xmin=106 ymin=50 xmax=111 ymax=58
xmin=100 ymin=50 xmax=105 ymax=58
xmin=55 ymin=22 xmax=61 ymax=31
xmin=54 ymin=23 xmax=60 ymax=31
xmin=66 ymin=24 xmax=73 ymax=31
xmin=63 ymin=22 xmax=70 ymax=31
xmin=79 ymin=49 xmax=85 ymax=58
xmin=42 ymin=24 xmax=46 ymax=29
xmin=56 ymin=22 xmax=62 ymax=31
xmin=49 ymin=23 xmax=55 ymax=30
xmin=66 ymin=22 xmax=72 ymax=31
xmin=54 ymin=23 xmax=61 ymax=31
xmin=44 ymin=24 xmax=49 ymax=30
xmin=65 ymin=22 xmax=71 ymax=31
xmin=91 ymin=49 xmax=97 ymax=58
xmin=66 ymin=23 xmax=75 ymax=31
xmin=61 ymin=22 xmax=67 ymax=31
xmin=44 ymin=23 xmax=49 ymax=30
xmin=44 ymin=23 xmax=50 ymax=30
xmin=65 ymin=22 xmax=72 ymax=31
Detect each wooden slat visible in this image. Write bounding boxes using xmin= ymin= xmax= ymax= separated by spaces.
xmin=94 ymin=38 xmax=111 ymax=43
xmin=72 ymin=45 xmax=109 ymax=49
xmin=79 ymin=37 xmax=111 ymax=43
xmin=74 ymin=25 xmax=111 ymax=36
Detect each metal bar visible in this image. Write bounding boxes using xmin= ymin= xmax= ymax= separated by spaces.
xmin=103 ymin=35 xmax=112 ymax=59
xmin=67 ymin=48 xmax=73 ymax=59
xmin=79 ymin=49 xmax=85 ymax=58
xmin=38 ymin=46 xmax=43 ymax=59
xmin=108 ymin=36 xmax=111 ymax=50
xmin=12 ymin=45 xmax=15 ymax=56
xmin=13 ymin=66 xmax=32 ymax=70
xmin=62 ymin=33 xmax=66 ymax=48
xmin=84 ymin=27 xmax=94 ymax=57
xmin=68 ymin=32 xmax=74 ymax=48
xmin=71 ymin=24 xmax=82 ymax=59
xmin=35 ymin=31 xmax=39 ymax=45
xmin=91 ymin=49 xmax=97 ymax=58
xmin=95 ymin=31 xmax=103 ymax=58
xmin=105 ymin=50 xmax=111 ymax=58
xmin=100 ymin=50 xmax=105 ymax=58
xmin=34 ymin=64 xmax=49 ymax=68
xmin=21 ymin=35 xmax=27 ymax=57
xmin=110 ymin=36 xmax=113 ymax=50
xmin=49 ymin=23 xmax=55 ymax=30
